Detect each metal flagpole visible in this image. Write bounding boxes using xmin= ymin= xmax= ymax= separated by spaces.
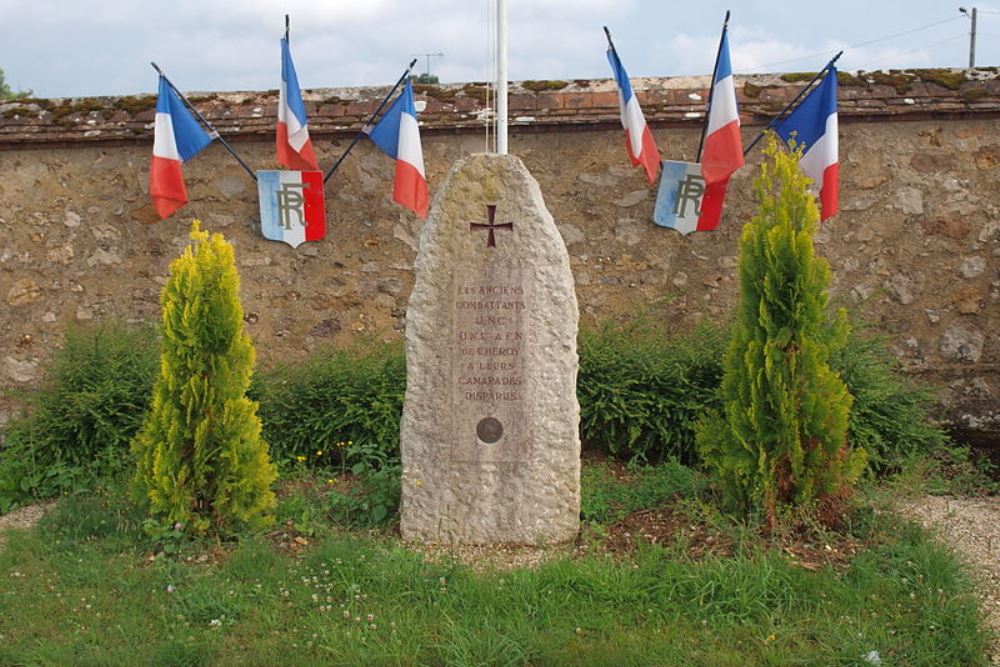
xmin=741 ymin=50 xmax=842 ymax=157
xmin=285 ymin=13 xmax=289 ymax=43
xmin=696 ymin=10 xmax=731 ymax=163
xmin=150 ymin=62 xmax=257 ymax=181
xmin=323 ymin=58 xmax=419 ymax=184
xmin=496 ymin=0 xmax=508 ymax=155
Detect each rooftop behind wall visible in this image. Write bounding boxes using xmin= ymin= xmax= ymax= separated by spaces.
xmin=2 ymin=68 xmax=1000 ymax=147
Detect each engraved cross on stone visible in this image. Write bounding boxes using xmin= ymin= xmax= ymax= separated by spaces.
xmin=470 ymin=204 xmax=513 ymax=248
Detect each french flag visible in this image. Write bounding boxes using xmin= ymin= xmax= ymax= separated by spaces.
xmin=277 ymin=37 xmax=319 ymax=171
xmin=698 ymin=31 xmax=744 ymax=231
xmin=607 ymin=44 xmax=661 ymax=184
xmin=366 ymin=80 xmax=429 ymax=218
xmin=776 ymin=67 xmax=839 ymax=221
xmin=149 ymin=76 xmax=213 ymax=220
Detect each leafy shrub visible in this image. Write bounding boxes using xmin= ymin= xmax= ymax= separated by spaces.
xmin=252 ymin=313 xmax=944 ymax=482
xmin=0 ymin=300 xmax=952 ymax=520
xmin=833 ymin=328 xmax=948 ymax=472
xmin=131 ymin=222 xmax=276 ymax=533
xmin=0 ymin=321 xmax=158 ymax=511
xmin=326 ymin=466 xmax=402 ymax=528
xmin=696 ymin=136 xmax=866 ymax=526
xmin=252 ymin=341 xmax=406 ymax=474
xmin=577 ymin=320 xmax=726 ymax=464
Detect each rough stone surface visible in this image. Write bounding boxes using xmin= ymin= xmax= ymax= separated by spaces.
xmin=4 ymin=356 xmax=38 ymax=383
xmin=940 ymin=321 xmax=986 ymax=362
xmin=0 ymin=116 xmax=997 ymax=428
xmin=960 ymin=256 xmax=987 ymax=279
xmin=400 ymin=154 xmax=580 ymax=545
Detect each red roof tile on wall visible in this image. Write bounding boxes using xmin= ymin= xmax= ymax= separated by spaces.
xmin=1 ymin=69 xmax=998 ymax=148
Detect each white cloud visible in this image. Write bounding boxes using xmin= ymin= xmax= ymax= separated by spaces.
xmin=661 ymin=26 xmax=956 ymax=77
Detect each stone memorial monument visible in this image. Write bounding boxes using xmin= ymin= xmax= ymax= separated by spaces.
xmin=400 ymin=153 xmax=580 ymax=544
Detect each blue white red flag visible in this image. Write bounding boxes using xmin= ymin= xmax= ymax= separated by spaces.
xmin=776 ymin=67 xmax=839 ymax=221
xmin=277 ymin=37 xmax=319 ymax=171
xmin=698 ymin=30 xmax=743 ymax=231
xmin=256 ymin=170 xmax=326 ymax=248
xmin=366 ymin=80 xmax=429 ymax=218
xmin=150 ymin=76 xmax=214 ymax=219
xmin=607 ymin=44 xmax=661 ymax=184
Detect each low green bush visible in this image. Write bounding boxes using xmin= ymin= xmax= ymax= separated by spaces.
xmin=833 ymin=328 xmax=949 ymax=472
xmin=0 ymin=321 xmax=158 ymax=511
xmin=0 ymin=313 xmax=955 ymax=516
xmin=577 ymin=320 xmax=727 ymax=464
xmin=326 ymin=465 xmax=402 ymax=528
xmin=577 ymin=318 xmax=951 ymax=474
xmin=251 ymin=340 xmax=406 ymax=474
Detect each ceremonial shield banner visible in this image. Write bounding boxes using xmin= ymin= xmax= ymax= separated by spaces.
xmin=653 ymin=160 xmax=704 ymax=235
xmin=257 ymin=170 xmax=326 ymax=248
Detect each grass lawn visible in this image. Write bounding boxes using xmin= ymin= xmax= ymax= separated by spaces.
xmin=0 ymin=462 xmax=992 ymax=667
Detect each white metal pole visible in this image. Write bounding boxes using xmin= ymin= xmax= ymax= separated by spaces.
xmin=496 ymin=0 xmax=508 ymax=155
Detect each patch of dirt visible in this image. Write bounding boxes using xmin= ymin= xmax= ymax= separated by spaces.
xmin=595 ymin=506 xmax=864 ymax=571
xmin=897 ymin=495 xmax=1000 ymax=664
xmin=601 ymin=507 xmax=734 ymax=559
xmin=0 ymin=501 xmax=56 ymax=554
xmin=267 ymin=525 xmax=335 ymax=557
xmin=772 ymin=526 xmax=865 ymax=572
xmin=406 ymin=492 xmax=872 ymax=573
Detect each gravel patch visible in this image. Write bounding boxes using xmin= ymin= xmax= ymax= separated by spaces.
xmin=897 ymin=495 xmax=1000 ymax=664
xmin=407 ymin=541 xmax=575 ymax=572
xmin=0 ymin=501 xmax=54 ymax=554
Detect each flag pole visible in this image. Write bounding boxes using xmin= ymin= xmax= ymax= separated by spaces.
xmin=323 ymin=58 xmax=419 ymax=184
xmin=150 ymin=62 xmax=257 ymax=182
xmin=742 ymin=50 xmax=842 ymax=156
xmin=285 ymin=14 xmax=289 ymax=43
xmin=496 ymin=0 xmax=508 ymax=155
xmin=602 ymin=25 xmax=615 ymax=52
xmin=696 ymin=10 xmax=731 ymax=163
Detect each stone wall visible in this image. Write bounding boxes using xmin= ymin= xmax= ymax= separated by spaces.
xmin=1 ymin=72 xmax=998 ymax=431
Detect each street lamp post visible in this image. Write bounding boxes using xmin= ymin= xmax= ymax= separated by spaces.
xmin=960 ymin=6 xmax=978 ymax=68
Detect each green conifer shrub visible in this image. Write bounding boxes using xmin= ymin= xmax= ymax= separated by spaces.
xmin=131 ymin=222 xmax=276 ymax=533
xmin=696 ymin=136 xmax=866 ymax=527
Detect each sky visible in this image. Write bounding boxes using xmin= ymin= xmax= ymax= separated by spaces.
xmin=0 ymin=0 xmax=998 ymax=98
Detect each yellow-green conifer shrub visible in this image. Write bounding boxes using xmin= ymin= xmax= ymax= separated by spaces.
xmin=132 ymin=221 xmax=276 ymax=533
xmin=696 ymin=135 xmax=866 ymax=528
